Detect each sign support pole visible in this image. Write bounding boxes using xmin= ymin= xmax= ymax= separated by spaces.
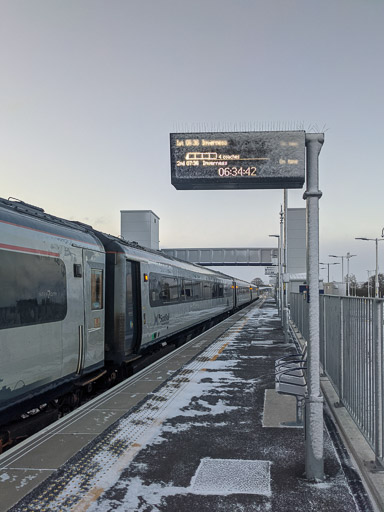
xmin=304 ymin=133 xmax=324 ymax=481
xmin=283 ymin=190 xmax=289 ymax=342
xmin=279 ymin=207 xmax=284 ymax=320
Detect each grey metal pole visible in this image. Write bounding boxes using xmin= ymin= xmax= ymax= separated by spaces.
xmin=284 ymin=190 xmax=288 ymax=274
xmin=347 ymin=256 xmax=350 ymax=296
xmin=269 ymin=234 xmax=281 ymax=309
xmin=280 ymin=207 xmax=284 ymax=324
xmin=345 ymin=253 xmax=356 ymax=297
xmin=304 ymin=133 xmax=324 ymax=481
xmin=375 ymin=239 xmax=379 ymax=298
xmin=340 ymin=297 xmax=344 ymax=401
xmin=278 ymin=236 xmax=281 ymax=312
xmin=373 ymin=299 xmax=383 ymax=466
xmin=283 ymin=190 xmax=290 ymax=341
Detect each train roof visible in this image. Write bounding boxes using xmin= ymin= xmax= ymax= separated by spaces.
xmin=0 ymin=197 xmax=252 ymax=286
xmin=92 ymin=229 xmax=238 ymax=281
xmin=0 ymin=197 xmax=103 ymax=249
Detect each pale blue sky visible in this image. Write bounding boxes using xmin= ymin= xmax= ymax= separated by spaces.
xmin=1 ymin=0 xmax=383 ymax=282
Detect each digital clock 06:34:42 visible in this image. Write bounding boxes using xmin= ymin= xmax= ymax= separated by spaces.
xmin=218 ymin=167 xmax=257 ymax=177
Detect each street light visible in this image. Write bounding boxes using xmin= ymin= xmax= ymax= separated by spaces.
xmin=319 ymin=261 xmax=340 ymax=283
xmin=328 ymin=253 xmax=356 ymax=295
xmin=269 ymin=234 xmax=281 ymax=314
xmin=355 ymin=237 xmax=384 ymax=298
xmin=366 ymin=269 xmax=375 ymax=298
xmin=329 ymin=254 xmax=345 ymax=283
xmin=346 ymin=253 xmax=357 ymax=296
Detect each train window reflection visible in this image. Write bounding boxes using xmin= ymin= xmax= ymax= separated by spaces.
xmin=149 ymin=273 xmax=230 ymax=307
xmin=91 ymin=269 xmax=103 ymax=310
xmin=0 ymin=250 xmax=67 ymax=329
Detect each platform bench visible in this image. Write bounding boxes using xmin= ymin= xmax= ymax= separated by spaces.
xmin=275 ymin=343 xmax=307 ymax=425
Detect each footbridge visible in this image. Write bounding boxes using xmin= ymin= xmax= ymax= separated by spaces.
xmin=161 ymin=247 xmax=278 ymax=266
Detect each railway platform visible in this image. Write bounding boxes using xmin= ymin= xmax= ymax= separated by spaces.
xmin=0 ymin=299 xmax=379 ymax=511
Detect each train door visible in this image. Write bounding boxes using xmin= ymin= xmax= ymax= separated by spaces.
xmin=80 ymin=249 xmax=105 ymax=373
xmin=233 ymin=281 xmax=237 ymax=308
xmin=125 ymin=260 xmax=142 ymax=354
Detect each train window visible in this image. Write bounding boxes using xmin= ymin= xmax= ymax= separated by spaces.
xmin=126 ymin=262 xmax=135 ymax=341
xmin=202 ymin=282 xmax=211 ymax=300
xmin=182 ymin=280 xmax=193 ymax=300
xmin=192 ymin=280 xmax=202 ymax=299
xmin=149 ymin=273 xmax=179 ymax=306
xmin=180 ymin=279 xmax=187 ymax=300
xmin=149 ymin=273 xmax=229 ymax=307
xmin=149 ymin=274 xmax=162 ymax=306
xmin=160 ymin=276 xmax=179 ymax=303
xmin=212 ymin=283 xmax=224 ymax=298
xmin=91 ymin=269 xmax=103 ymax=310
xmin=182 ymin=280 xmax=203 ymax=300
xmin=0 ymin=250 xmax=67 ymax=329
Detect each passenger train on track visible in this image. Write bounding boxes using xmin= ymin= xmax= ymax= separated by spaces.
xmin=0 ymin=197 xmax=257 ymax=433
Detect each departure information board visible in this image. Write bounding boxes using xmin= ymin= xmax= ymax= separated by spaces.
xmin=170 ymin=131 xmax=305 ymax=190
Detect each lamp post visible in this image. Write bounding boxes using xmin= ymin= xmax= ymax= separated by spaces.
xmin=367 ymin=270 xmax=375 ymax=298
xmin=355 ymin=237 xmax=384 ymax=298
xmin=346 ymin=252 xmax=357 ymax=296
xmin=269 ymin=234 xmax=281 ymax=315
xmin=319 ymin=261 xmax=340 ymax=283
xmin=328 ymin=253 xmax=356 ymax=295
xmin=328 ymin=254 xmax=345 ymax=284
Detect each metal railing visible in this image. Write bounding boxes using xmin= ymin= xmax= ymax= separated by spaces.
xmin=290 ymin=292 xmax=384 ymax=468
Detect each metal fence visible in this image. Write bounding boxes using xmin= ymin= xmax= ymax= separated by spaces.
xmin=290 ymin=292 xmax=384 ymax=467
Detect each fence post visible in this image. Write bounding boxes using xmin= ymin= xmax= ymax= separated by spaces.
xmin=322 ymin=295 xmax=326 ymax=373
xmin=340 ymin=297 xmax=344 ymax=402
xmin=373 ymin=299 xmax=384 ymax=468
xmin=301 ymin=293 xmax=304 ymax=334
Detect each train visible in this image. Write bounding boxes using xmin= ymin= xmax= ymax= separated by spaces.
xmin=0 ymin=197 xmax=257 ymax=428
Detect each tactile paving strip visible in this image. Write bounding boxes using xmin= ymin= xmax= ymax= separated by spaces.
xmin=191 ymin=458 xmax=271 ymax=496
xmin=14 ymin=328 xmax=244 ymax=511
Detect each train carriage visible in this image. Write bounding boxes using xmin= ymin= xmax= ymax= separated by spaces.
xmin=92 ymin=231 xmax=235 ymax=365
xmin=234 ymin=279 xmax=254 ymax=307
xmin=0 ymin=198 xmax=106 ymax=421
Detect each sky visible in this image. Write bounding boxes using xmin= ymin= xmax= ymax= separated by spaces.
xmin=1 ymin=0 xmax=383 ymax=284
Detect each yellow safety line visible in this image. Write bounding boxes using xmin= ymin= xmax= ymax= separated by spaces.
xmin=218 ymin=342 xmax=229 ymax=354
xmin=208 ymin=341 xmax=231 ymax=361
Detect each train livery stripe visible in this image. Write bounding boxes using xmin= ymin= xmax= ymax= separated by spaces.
xmin=0 ymin=242 xmax=60 ymax=258
xmin=0 ymin=219 xmax=100 ymax=247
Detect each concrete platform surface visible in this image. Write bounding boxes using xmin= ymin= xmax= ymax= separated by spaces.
xmin=5 ymin=300 xmax=377 ymax=511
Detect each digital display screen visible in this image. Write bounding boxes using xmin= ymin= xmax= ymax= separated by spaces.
xmin=170 ymin=131 xmax=305 ymax=190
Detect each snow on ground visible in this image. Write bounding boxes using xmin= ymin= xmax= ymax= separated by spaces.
xmin=45 ymin=308 xmax=268 ymax=511
xmin=20 ymin=304 xmax=361 ymax=512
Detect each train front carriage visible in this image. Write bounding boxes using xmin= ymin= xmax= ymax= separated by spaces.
xmin=0 ymin=198 xmax=106 ymax=422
